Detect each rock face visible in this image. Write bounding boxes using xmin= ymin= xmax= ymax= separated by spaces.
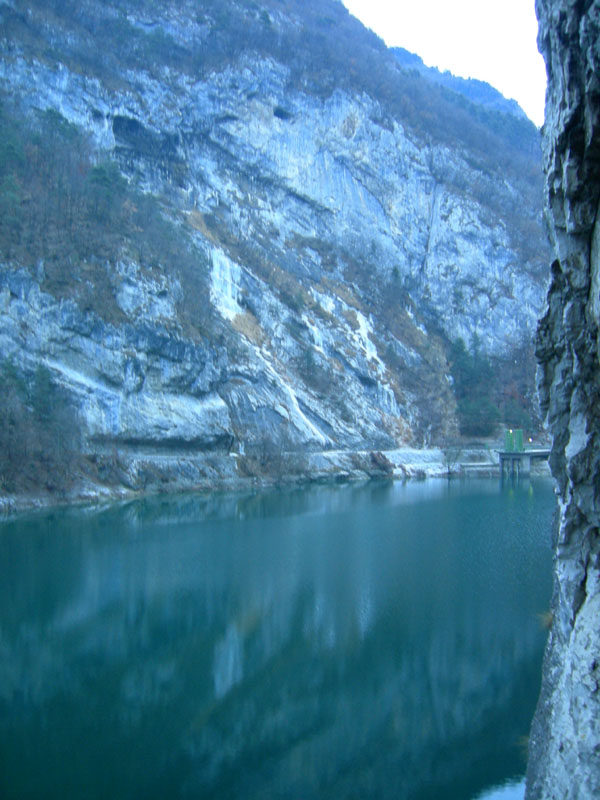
xmin=0 ymin=0 xmax=550 ymax=496
xmin=527 ymin=1 xmax=600 ymax=797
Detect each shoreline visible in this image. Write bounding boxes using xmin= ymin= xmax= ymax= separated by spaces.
xmin=0 ymin=445 xmax=551 ymax=518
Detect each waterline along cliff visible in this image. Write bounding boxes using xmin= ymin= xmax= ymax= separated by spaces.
xmin=526 ymin=1 xmax=600 ymax=798
xmin=0 ymin=0 xmax=549 ymax=502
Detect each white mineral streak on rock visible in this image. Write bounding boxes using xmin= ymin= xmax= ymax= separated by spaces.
xmin=311 ymin=290 xmax=335 ymax=315
xmin=354 ymin=311 xmax=379 ymax=364
xmin=378 ymin=383 xmax=399 ymax=416
xmin=210 ymin=248 xmax=243 ymax=320
xmin=302 ymin=315 xmax=325 ymax=352
xmin=254 ymin=350 xmax=331 ymax=448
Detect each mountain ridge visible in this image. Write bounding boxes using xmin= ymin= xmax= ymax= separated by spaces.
xmin=0 ymin=0 xmax=550 ymax=501
xmin=391 ymin=46 xmax=530 ymax=123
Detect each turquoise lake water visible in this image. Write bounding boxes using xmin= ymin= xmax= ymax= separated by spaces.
xmin=0 ymin=477 xmax=556 ymax=799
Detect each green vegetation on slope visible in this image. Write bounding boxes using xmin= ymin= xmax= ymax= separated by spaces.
xmin=0 ymin=360 xmax=82 ymax=494
xmin=449 ymin=336 xmax=540 ymax=437
xmin=0 ymin=98 xmax=210 ymax=329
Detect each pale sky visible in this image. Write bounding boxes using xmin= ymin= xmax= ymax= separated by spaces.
xmin=342 ymin=0 xmax=547 ymax=126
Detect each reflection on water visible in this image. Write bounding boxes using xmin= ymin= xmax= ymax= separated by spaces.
xmin=475 ymin=779 xmax=524 ymax=800
xmin=0 ymin=478 xmax=554 ymax=799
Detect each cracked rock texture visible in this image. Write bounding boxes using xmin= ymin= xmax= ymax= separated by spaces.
xmin=0 ymin=0 xmax=549 ymax=497
xmin=527 ymin=1 xmax=600 ymax=797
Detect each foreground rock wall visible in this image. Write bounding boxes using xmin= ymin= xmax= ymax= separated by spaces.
xmin=527 ymin=1 xmax=600 ymax=797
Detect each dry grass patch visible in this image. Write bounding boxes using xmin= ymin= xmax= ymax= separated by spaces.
xmin=342 ymin=308 xmax=360 ymax=330
xmin=232 ymin=311 xmax=266 ymax=346
xmin=320 ymin=277 xmax=360 ymax=310
xmin=186 ymin=210 xmax=219 ymax=244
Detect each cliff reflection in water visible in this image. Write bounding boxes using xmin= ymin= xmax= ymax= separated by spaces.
xmin=0 ymin=479 xmax=555 ymax=800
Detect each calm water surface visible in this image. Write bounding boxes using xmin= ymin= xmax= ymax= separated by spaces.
xmin=0 ymin=478 xmax=555 ymax=799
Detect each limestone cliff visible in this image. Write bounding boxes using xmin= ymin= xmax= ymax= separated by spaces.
xmin=527 ymin=1 xmax=600 ymax=797
xmin=0 ymin=0 xmax=549 ymax=498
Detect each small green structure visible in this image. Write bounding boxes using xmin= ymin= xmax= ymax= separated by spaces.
xmin=504 ymin=428 xmax=524 ymax=452
xmin=499 ymin=429 xmax=550 ymax=477
xmin=514 ymin=429 xmax=524 ymax=452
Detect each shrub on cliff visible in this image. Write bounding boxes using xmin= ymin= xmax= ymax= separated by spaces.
xmin=0 ymin=361 xmax=83 ymax=495
xmin=0 ymin=100 xmax=211 ymax=331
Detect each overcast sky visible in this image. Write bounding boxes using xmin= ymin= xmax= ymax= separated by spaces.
xmin=341 ymin=0 xmax=547 ymax=126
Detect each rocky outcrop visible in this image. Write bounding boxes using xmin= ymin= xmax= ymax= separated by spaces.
xmin=527 ymin=2 xmax=600 ymax=797
xmin=0 ymin=0 xmax=550 ymax=498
